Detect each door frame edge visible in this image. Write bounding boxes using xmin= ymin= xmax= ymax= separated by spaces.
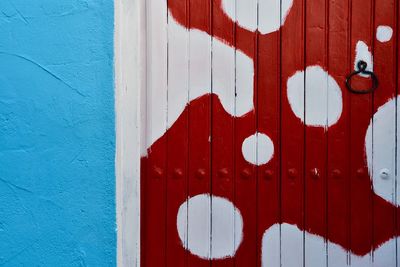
xmin=115 ymin=0 xmax=146 ymax=266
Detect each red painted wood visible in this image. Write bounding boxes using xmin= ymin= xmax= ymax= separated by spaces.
xmin=141 ymin=1 xmax=168 ymax=265
xmin=142 ymin=138 xmax=167 ymax=267
xmin=397 ymin=1 xmax=400 ymax=259
xmin=280 ymin=0 xmax=305 ymax=249
xmin=166 ymin=105 xmax=189 ymax=267
xmin=373 ymin=0 xmax=397 ymax=264
xmin=165 ymin=1 xmax=190 ymax=266
xmin=349 ymin=0 xmax=374 ymax=258
xmin=210 ymin=100 xmax=235 ymax=267
xmin=210 ymin=1 xmax=235 ymax=267
xmin=169 ymin=0 xmax=254 ymax=59
xmin=232 ymin=5 xmax=258 ymax=267
xmin=326 ymin=0 xmax=351 ymax=264
xmin=142 ymin=0 xmax=400 ymax=266
xmin=187 ymin=1 xmax=212 ymax=266
xmin=256 ymin=16 xmax=281 ymax=267
xmin=304 ymin=0 xmax=328 ymax=264
xmin=187 ymin=96 xmax=212 ymax=267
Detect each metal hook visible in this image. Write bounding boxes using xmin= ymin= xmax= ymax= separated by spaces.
xmin=345 ymin=60 xmax=378 ymax=94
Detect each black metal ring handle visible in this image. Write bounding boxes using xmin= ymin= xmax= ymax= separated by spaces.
xmin=346 ymin=60 xmax=378 ymax=94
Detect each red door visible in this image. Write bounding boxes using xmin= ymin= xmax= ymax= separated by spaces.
xmin=141 ymin=0 xmax=399 ymax=266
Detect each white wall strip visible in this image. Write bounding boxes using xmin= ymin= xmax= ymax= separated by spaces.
xmin=115 ymin=0 xmax=145 ymax=266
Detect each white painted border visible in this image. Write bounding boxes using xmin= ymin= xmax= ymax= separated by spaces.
xmin=115 ymin=0 xmax=146 ymax=266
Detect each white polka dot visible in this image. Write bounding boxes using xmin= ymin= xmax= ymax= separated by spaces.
xmin=365 ymin=96 xmax=397 ymax=206
xmin=177 ymin=194 xmax=243 ymax=259
xmin=242 ymin=132 xmax=274 ymax=165
xmin=355 ymin=41 xmax=373 ymax=77
xmin=376 ymin=25 xmax=393 ymax=43
xmin=287 ymin=66 xmax=343 ymax=127
xmin=221 ymin=0 xmax=293 ymax=34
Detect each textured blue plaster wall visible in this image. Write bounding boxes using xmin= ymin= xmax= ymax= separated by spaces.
xmin=0 ymin=0 xmax=115 ymax=266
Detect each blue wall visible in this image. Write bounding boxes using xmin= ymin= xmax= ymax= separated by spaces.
xmin=0 ymin=0 xmax=115 ymax=266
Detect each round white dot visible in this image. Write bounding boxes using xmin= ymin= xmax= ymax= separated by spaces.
xmin=221 ymin=0 xmax=293 ymax=34
xmin=242 ymin=132 xmax=274 ymax=166
xmin=287 ymin=65 xmax=343 ymax=127
xmin=376 ymin=25 xmax=393 ymax=43
xmin=177 ymin=194 xmax=243 ymax=259
xmin=365 ymin=96 xmax=398 ymax=206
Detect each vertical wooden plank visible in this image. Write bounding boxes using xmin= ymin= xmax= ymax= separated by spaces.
xmin=166 ymin=1 xmax=190 ymax=266
xmin=304 ymin=0 xmax=328 ymax=264
xmin=397 ymin=1 xmax=400 ymax=265
xmin=258 ymin=0 xmax=281 ymax=265
xmin=187 ymin=0 xmax=212 ymax=265
xmin=349 ymin=0 xmax=374 ymax=264
xmin=327 ymin=0 xmax=351 ymax=265
xmin=234 ymin=0 xmax=258 ymax=266
xmin=211 ymin=0 xmax=235 ymax=265
xmin=280 ymin=0 xmax=305 ymax=265
xmin=372 ymin=0 xmax=397 ymax=265
xmin=142 ymin=0 xmax=168 ymax=265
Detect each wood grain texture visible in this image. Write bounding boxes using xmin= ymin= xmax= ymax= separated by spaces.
xmin=140 ymin=0 xmax=400 ymax=266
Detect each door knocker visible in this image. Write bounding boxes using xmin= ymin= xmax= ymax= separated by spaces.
xmin=346 ymin=60 xmax=378 ymax=94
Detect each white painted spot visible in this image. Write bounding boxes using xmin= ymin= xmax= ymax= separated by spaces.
xmin=222 ymin=0 xmax=293 ymax=34
xmin=355 ymin=41 xmax=373 ymax=77
xmin=258 ymin=0 xmax=294 ymax=34
xmin=262 ymin=223 xmax=396 ymax=267
xmin=287 ymin=66 xmax=343 ymax=127
xmin=376 ymin=25 xmax=393 ymax=43
xmin=261 ymin=224 xmax=280 ymax=267
xmin=365 ymin=96 xmax=397 ymax=206
xmin=147 ymin=15 xmax=254 ymax=149
xmin=177 ymin=194 xmax=243 ymax=259
xmin=242 ymin=132 xmax=274 ymax=165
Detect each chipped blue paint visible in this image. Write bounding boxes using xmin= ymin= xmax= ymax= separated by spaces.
xmin=0 ymin=0 xmax=115 ymax=266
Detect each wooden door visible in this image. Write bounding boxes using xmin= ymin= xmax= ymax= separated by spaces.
xmin=141 ymin=0 xmax=399 ymax=266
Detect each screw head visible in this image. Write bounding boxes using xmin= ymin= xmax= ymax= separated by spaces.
xmin=379 ymin=168 xmax=390 ymax=180
xmin=310 ymin=168 xmax=320 ymax=179
xmin=356 ymin=168 xmax=365 ymax=178
xmin=241 ymin=169 xmax=252 ymax=179
xmin=264 ymin=170 xmax=274 ymax=180
xmin=173 ymin=168 xmax=184 ymax=179
xmin=218 ymin=168 xmax=229 ymax=178
xmin=153 ymin=166 xmax=163 ymax=179
xmin=196 ymin=168 xmax=206 ymax=179
xmin=288 ymin=168 xmax=297 ymax=179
